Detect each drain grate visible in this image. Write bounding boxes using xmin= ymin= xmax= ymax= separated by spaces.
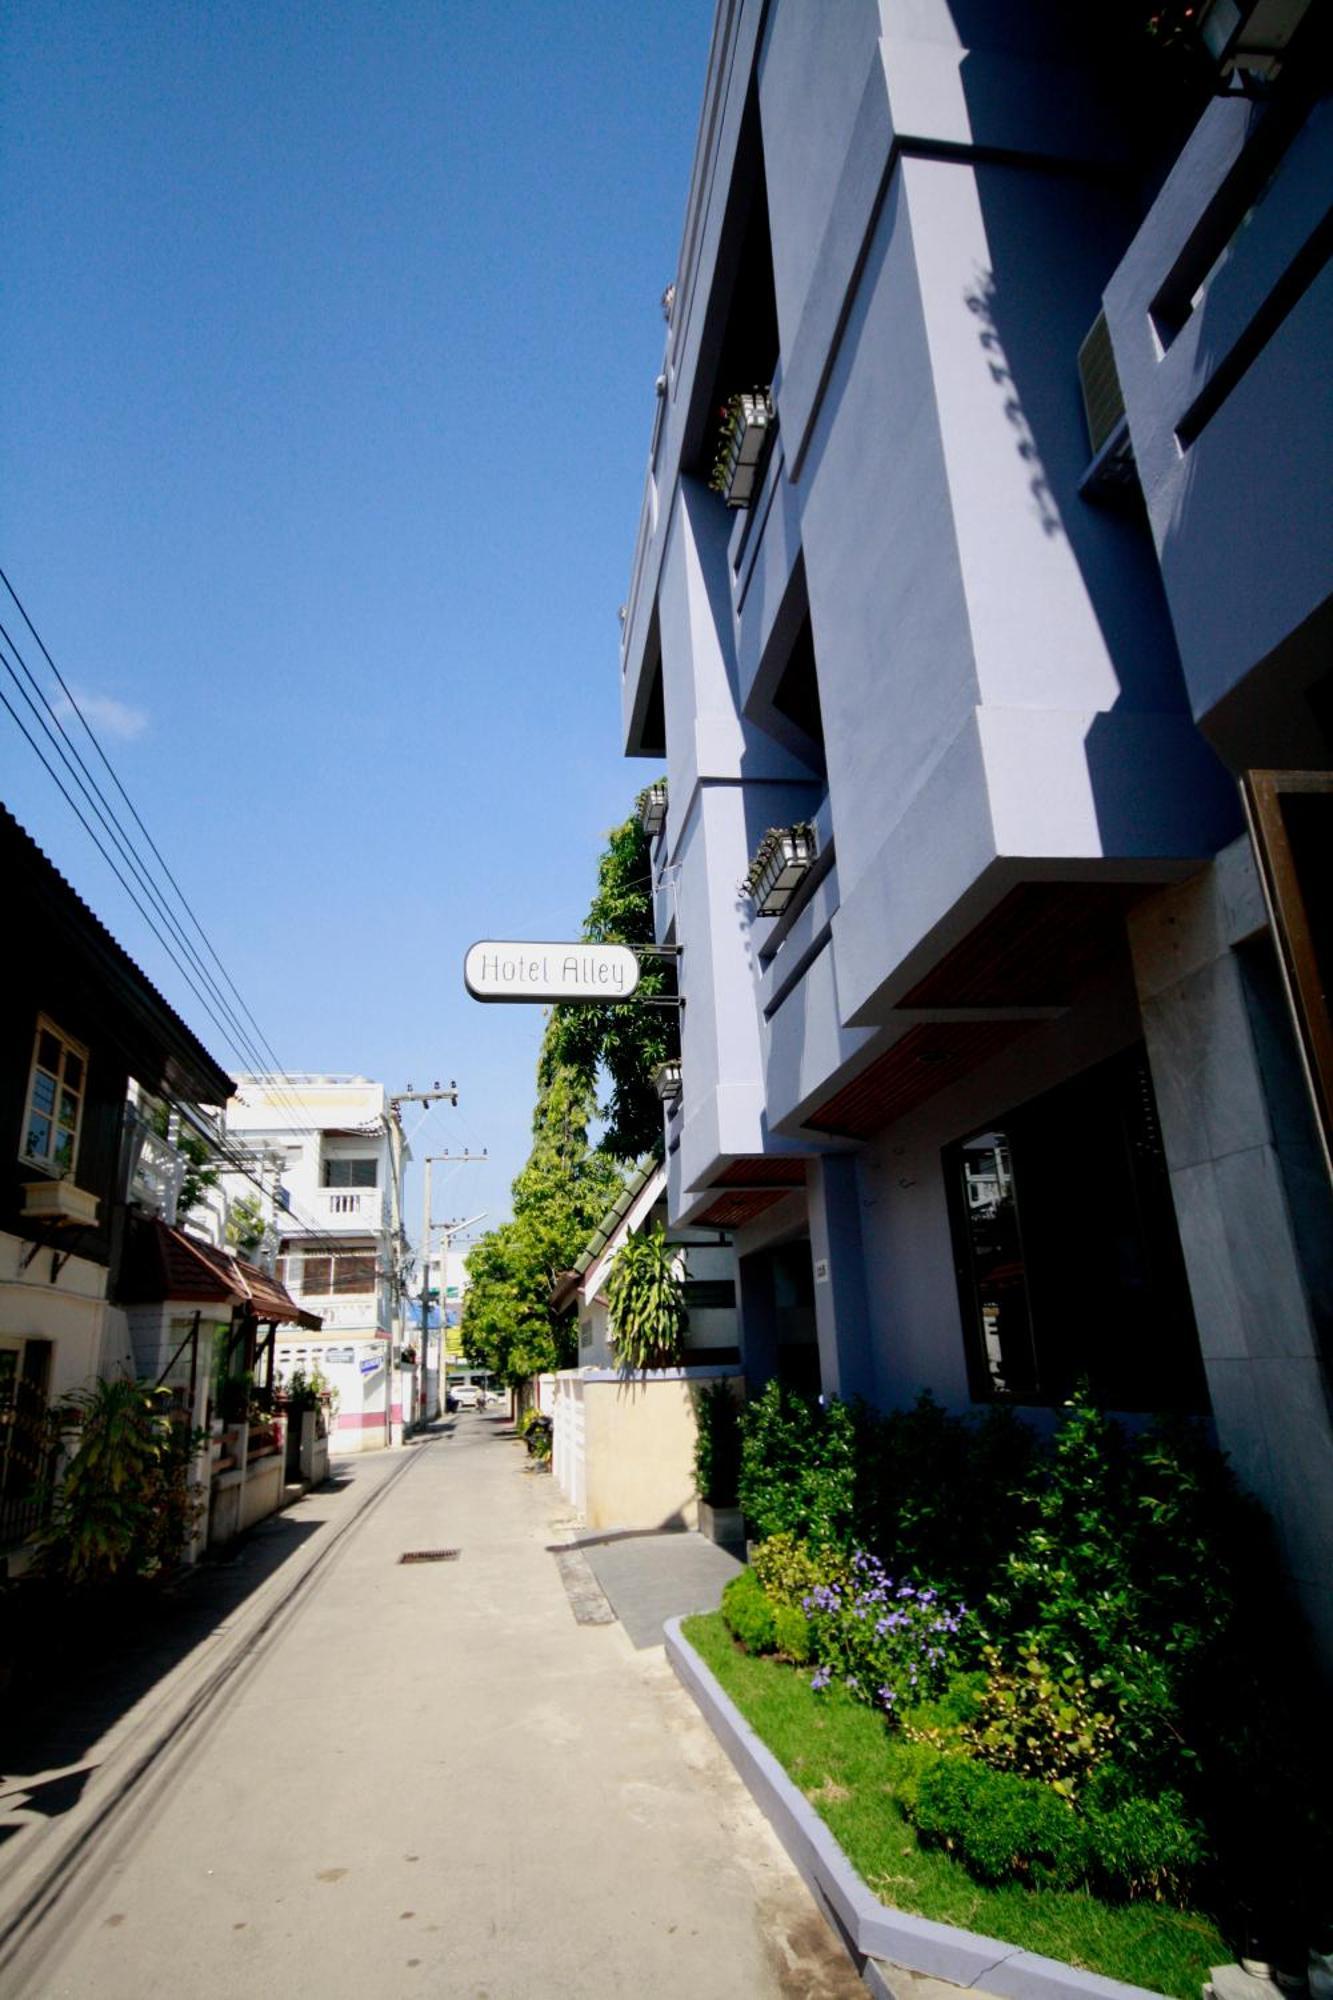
xmin=398 ymin=1549 xmax=461 ymax=1564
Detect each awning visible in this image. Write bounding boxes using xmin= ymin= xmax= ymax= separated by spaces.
xmin=120 ymin=1216 xmax=321 ymax=1329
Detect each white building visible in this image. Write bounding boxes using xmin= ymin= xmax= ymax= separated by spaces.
xmin=223 ymin=1076 xmax=408 ymax=1452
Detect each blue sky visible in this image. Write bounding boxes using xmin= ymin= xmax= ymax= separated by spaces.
xmin=1 ymin=0 xmax=713 ymax=1246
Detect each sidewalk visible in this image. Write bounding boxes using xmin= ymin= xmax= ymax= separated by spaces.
xmin=1 ymin=1416 xmax=862 ymax=1999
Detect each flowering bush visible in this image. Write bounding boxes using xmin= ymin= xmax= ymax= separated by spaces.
xmin=802 ymin=1549 xmax=970 ymax=1719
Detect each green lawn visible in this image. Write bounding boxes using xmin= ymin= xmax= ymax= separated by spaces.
xmin=681 ymin=1612 xmax=1226 ymax=2000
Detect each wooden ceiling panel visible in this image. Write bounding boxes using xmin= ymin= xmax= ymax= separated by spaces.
xmin=804 ymin=1021 xmax=1034 ymax=1138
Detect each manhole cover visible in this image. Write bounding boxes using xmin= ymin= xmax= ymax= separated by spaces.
xmin=398 ymin=1549 xmax=461 ymax=1564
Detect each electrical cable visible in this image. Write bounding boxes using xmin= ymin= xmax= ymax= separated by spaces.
xmin=0 ymin=565 xmax=294 ymax=1081
xmin=0 ymin=578 xmax=377 ymax=1148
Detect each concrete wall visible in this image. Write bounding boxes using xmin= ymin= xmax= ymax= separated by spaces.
xmin=1104 ymin=93 xmax=1333 ymax=768
xmin=1129 ymin=840 xmax=1333 ymax=1660
xmin=554 ymin=1368 xmax=743 ymax=1532
xmin=0 ymin=1233 xmax=108 ymax=1400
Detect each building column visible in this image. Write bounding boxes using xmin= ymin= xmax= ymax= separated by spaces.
xmin=1130 ymin=841 xmax=1333 ymax=1669
xmin=735 ymin=1251 xmax=779 ymax=1395
xmin=807 ymin=1154 xmax=874 ymax=1404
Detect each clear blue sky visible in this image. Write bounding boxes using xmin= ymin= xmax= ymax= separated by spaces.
xmin=1 ymin=0 xmax=713 ymax=1246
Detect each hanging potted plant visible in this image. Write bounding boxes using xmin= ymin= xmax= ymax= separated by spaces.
xmin=708 ymin=389 xmax=774 ymax=508
xmin=743 ymin=823 xmax=817 ymax=916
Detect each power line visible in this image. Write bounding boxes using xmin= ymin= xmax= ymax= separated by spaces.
xmin=0 ymin=570 xmax=453 ymax=1256
xmin=0 ymin=574 xmax=350 ymax=1141
xmin=0 ymin=565 xmax=292 ymax=1080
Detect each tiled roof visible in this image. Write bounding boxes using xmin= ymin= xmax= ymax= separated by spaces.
xmin=122 ymin=1216 xmax=321 ymax=1328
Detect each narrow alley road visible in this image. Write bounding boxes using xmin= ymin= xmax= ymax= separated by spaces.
xmin=4 ymin=1417 xmax=862 ymax=1999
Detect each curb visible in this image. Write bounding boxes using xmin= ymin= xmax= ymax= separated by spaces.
xmin=664 ymin=1616 xmax=1170 ymax=2000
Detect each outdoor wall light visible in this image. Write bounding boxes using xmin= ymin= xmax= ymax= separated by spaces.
xmin=653 ymin=1059 xmax=682 ymax=1104
xmin=639 ymin=782 xmax=668 ymax=839
xmin=744 ymin=824 xmax=817 ymax=917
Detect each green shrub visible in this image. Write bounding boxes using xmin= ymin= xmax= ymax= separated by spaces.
xmin=1082 ymin=1783 xmax=1210 ymax=1902
xmin=964 ymin=1645 xmax=1115 ymax=1798
xmin=772 ymin=1603 xmax=812 ymax=1664
xmin=901 ymin=1671 xmax=986 ymax=1754
xmin=721 ymin=1567 xmax=777 ymax=1654
xmin=751 ymin=1531 xmax=848 ymax=1608
xmin=853 ymin=1393 xmax=1036 ymax=1600
xmin=737 ymin=1382 xmax=856 ymax=1546
xmin=909 ymin=1756 xmax=1089 ymax=1890
xmin=692 ymin=1378 xmax=742 ymax=1507
xmin=39 ymin=1377 xmax=204 ymax=1585
xmin=517 ymin=1407 xmax=552 ymax=1462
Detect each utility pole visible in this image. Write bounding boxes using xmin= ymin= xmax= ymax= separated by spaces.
xmin=421 ymin=1151 xmax=486 ymax=1413
xmin=384 ymin=1083 xmax=458 ymax=1447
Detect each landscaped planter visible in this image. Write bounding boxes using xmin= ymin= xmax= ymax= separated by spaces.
xmin=697 ymin=1499 xmax=745 ymax=1550
xmin=666 ymin=1616 xmax=1185 ymax=2000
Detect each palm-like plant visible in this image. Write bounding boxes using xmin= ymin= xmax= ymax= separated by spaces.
xmin=606 ymin=1225 xmax=687 ymax=1373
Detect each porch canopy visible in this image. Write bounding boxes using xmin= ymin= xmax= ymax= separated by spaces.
xmin=120 ymin=1216 xmax=321 ymax=1329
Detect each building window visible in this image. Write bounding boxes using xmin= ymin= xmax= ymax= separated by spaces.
xmin=21 ymin=1018 xmax=87 ymax=1176
xmin=292 ymin=1247 xmax=377 ymax=1296
xmin=322 ymin=1157 xmax=378 ymax=1189
xmin=946 ymin=1047 xmax=1204 ymax=1412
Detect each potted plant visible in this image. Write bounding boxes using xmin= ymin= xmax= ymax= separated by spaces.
xmin=692 ymin=1378 xmax=745 ymax=1548
xmin=743 ymin=823 xmax=817 ymax=916
xmin=708 ymin=389 xmax=773 ymax=508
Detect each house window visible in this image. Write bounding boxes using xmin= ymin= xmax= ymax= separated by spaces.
xmin=21 ymin=1018 xmax=87 ymax=1176
xmin=296 ymin=1248 xmax=377 ymax=1296
xmin=946 ymin=1046 xmax=1204 ymax=1413
xmin=322 ymin=1157 xmax=377 ymax=1189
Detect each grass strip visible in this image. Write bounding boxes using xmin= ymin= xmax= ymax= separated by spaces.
xmin=681 ymin=1611 xmax=1226 ymax=2000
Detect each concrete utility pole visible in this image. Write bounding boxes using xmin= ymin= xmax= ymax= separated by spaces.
xmin=384 ymin=1084 xmax=458 ymax=1446
xmin=422 ymin=1152 xmax=486 ymax=1407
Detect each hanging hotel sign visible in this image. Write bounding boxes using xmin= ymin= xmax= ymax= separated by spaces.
xmin=464 ymin=940 xmax=641 ymax=1004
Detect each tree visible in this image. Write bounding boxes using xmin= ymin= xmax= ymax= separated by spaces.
xmin=460 ymin=1024 xmax=624 ymax=1389
xmin=544 ymin=788 xmax=677 ymax=1164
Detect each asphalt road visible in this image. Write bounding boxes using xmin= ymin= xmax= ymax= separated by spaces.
xmin=2 ymin=1414 xmax=862 ymax=1999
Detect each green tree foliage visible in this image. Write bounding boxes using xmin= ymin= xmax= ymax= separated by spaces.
xmin=606 ymin=1224 xmax=687 ymax=1372
xmin=460 ymin=1025 xmax=623 ymax=1389
xmin=544 ymin=789 xmax=677 ymax=1163
xmin=225 ymin=1191 xmax=267 ymax=1257
xmin=148 ymin=1099 xmax=220 ymax=1220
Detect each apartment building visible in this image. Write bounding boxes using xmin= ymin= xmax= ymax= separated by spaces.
xmin=621 ymin=2 xmax=1332 ymax=1652
xmin=224 ymin=1076 xmax=408 ymax=1450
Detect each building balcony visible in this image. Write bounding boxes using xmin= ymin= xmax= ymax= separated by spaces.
xmin=308 ymin=1186 xmax=386 ymax=1228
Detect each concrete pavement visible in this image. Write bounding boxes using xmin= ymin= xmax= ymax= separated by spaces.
xmin=1 ymin=1413 xmax=862 ymax=1999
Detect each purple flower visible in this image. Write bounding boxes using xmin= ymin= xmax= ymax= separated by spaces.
xmin=810 ymin=1665 xmax=833 ymax=1692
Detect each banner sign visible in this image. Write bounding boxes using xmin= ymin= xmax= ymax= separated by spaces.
xmin=464 ymin=940 xmax=640 ymax=1004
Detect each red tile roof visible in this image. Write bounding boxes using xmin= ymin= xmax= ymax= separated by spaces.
xmin=122 ymin=1217 xmax=321 ymax=1328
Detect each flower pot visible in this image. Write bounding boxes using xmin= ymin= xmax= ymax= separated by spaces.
xmin=698 ymin=1500 xmax=745 ymax=1549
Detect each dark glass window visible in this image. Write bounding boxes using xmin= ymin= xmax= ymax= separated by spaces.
xmin=947 ymin=1046 xmax=1204 ymax=1412
xmin=322 ymin=1157 xmax=377 ymax=1189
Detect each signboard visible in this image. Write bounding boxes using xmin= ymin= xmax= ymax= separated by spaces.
xmin=464 ymin=940 xmax=640 ymax=1004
